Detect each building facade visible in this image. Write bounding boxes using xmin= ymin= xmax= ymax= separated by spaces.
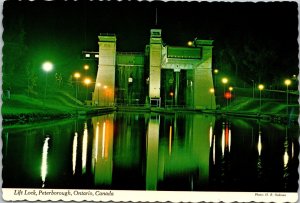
xmin=92 ymin=29 xmax=216 ymax=109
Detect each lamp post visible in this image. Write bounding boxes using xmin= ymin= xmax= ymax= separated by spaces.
xmin=128 ymin=76 xmax=133 ymax=104
xmin=209 ymin=88 xmax=215 ymax=109
xmin=96 ymin=83 xmax=101 ymax=106
xmin=284 ymin=79 xmax=291 ymax=115
xmin=74 ymin=72 xmax=81 ymax=100
xmin=42 ymin=61 xmax=53 ymax=103
xmin=229 ymin=86 xmax=233 ymax=105
xmin=258 ymin=84 xmax=264 ymax=112
xmin=251 ymin=80 xmax=255 ymax=98
xmin=222 ymin=77 xmax=228 ymax=108
xmin=84 ymin=78 xmax=91 ymax=102
xmin=213 ymin=69 xmax=219 ymax=89
xmin=170 ymin=92 xmax=174 ymax=106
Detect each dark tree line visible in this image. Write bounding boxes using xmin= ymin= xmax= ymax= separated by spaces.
xmin=213 ymin=33 xmax=298 ymax=89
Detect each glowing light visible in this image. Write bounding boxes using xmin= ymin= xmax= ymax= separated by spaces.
xmin=84 ymin=78 xmax=91 ymax=85
xmin=169 ymin=125 xmax=172 ymax=155
xmin=222 ymin=78 xmax=228 ymax=84
xmin=85 ymin=54 xmax=90 ymax=58
xmin=95 ymin=54 xmax=99 ymax=58
xmin=258 ymin=84 xmax=264 ymax=90
xmin=42 ymin=62 xmax=53 ymax=72
xmin=74 ymin=72 xmax=81 ymax=79
xmin=213 ymin=135 xmax=216 ymax=165
xmin=82 ymin=123 xmax=88 ymax=174
xmin=209 ymin=124 xmax=213 ymax=147
xmin=187 ymin=41 xmax=193 ymax=46
xmin=96 ymin=83 xmax=101 ymax=87
xmin=228 ymin=128 xmax=231 ymax=152
xmin=292 ymin=142 xmax=294 ymax=158
xmin=72 ymin=133 xmax=78 ymax=175
xmin=229 ymin=86 xmax=233 ymax=91
xmin=221 ymin=125 xmax=225 ymax=156
xmin=84 ymin=65 xmax=89 ymax=70
xmin=224 ymin=91 xmax=232 ymax=99
xmin=102 ymin=122 xmax=106 ymax=158
xmin=257 ymin=133 xmax=262 ymax=156
xmin=41 ymin=137 xmax=50 ymax=188
xmin=283 ymin=151 xmax=289 ymax=167
xmin=209 ymin=88 xmax=215 ymax=94
xmin=95 ymin=122 xmax=99 ymax=162
xmin=214 ymin=69 xmax=219 ymax=74
xmin=284 ymin=79 xmax=291 ymax=86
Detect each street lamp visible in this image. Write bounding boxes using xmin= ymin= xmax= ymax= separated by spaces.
xmin=42 ymin=61 xmax=53 ymax=103
xmin=209 ymin=88 xmax=215 ymax=109
xmin=284 ymin=79 xmax=291 ymax=115
xmin=229 ymin=86 xmax=233 ymax=105
xmin=74 ymin=72 xmax=81 ymax=100
xmin=128 ymin=76 xmax=133 ymax=104
xmin=84 ymin=65 xmax=89 ymax=71
xmin=258 ymin=84 xmax=264 ymax=112
xmin=213 ymin=69 xmax=219 ymax=88
xmin=170 ymin=92 xmax=174 ymax=106
xmin=251 ymin=80 xmax=255 ymax=98
xmin=187 ymin=41 xmax=193 ymax=46
xmin=96 ymin=83 xmax=101 ymax=106
xmin=222 ymin=77 xmax=228 ymax=108
xmin=84 ymin=78 xmax=91 ymax=102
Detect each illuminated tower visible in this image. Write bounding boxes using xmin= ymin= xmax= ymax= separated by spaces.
xmin=93 ymin=34 xmax=117 ymax=106
xmin=149 ymin=29 xmax=162 ymax=106
xmin=193 ymin=40 xmax=215 ymax=109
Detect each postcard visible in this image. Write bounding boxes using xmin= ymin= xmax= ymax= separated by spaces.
xmin=2 ymin=0 xmax=299 ymax=202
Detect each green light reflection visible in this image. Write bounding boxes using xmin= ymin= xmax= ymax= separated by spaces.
xmin=41 ymin=137 xmax=50 ymax=188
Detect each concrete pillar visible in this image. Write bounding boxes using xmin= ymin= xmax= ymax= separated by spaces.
xmin=149 ymin=29 xmax=162 ymax=106
xmin=193 ymin=40 xmax=216 ymax=109
xmin=93 ymin=34 xmax=117 ymax=106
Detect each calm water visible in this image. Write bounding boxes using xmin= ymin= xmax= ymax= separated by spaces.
xmin=2 ymin=112 xmax=299 ymax=192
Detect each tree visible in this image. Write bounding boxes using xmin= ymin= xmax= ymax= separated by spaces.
xmin=3 ymin=17 xmax=29 ymax=93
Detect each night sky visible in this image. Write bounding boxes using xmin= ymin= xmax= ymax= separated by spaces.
xmin=3 ymin=0 xmax=298 ymax=85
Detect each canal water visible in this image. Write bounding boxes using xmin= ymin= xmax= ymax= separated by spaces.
xmin=2 ymin=112 xmax=299 ymax=192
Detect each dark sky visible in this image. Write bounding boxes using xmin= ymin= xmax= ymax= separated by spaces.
xmin=3 ymin=0 xmax=298 ymax=79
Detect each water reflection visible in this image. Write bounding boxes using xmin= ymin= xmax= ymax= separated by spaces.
xmin=92 ymin=114 xmax=114 ymax=186
xmin=146 ymin=115 xmax=160 ymax=190
xmin=72 ymin=132 xmax=78 ymax=175
xmin=82 ymin=123 xmax=88 ymax=174
xmin=41 ymin=137 xmax=50 ymax=188
xmin=2 ymin=113 xmax=299 ymax=192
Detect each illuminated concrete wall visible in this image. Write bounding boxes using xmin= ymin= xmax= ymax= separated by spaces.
xmin=93 ymin=34 xmax=117 ymax=106
xmin=149 ymin=29 xmax=162 ymax=102
xmin=91 ymin=30 xmax=215 ymax=109
xmin=193 ymin=40 xmax=216 ymax=109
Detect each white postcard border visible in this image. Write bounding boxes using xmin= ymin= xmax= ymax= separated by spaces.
xmin=2 ymin=188 xmax=298 ymax=202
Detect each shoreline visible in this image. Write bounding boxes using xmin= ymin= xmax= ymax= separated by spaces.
xmin=2 ymin=106 xmax=298 ymax=126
